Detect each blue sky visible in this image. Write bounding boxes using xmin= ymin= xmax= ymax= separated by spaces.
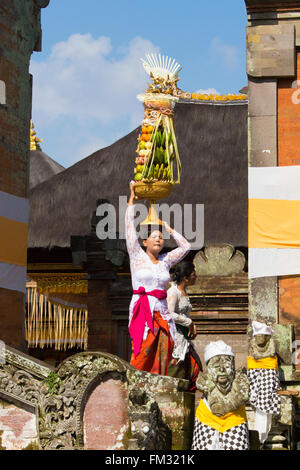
xmin=31 ymin=0 xmax=248 ymax=167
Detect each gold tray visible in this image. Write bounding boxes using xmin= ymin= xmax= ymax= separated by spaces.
xmin=134 ymin=181 xmax=173 ymax=201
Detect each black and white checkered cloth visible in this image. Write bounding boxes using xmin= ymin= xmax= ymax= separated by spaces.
xmin=192 ymin=418 xmax=249 ymax=450
xmin=248 ymin=368 xmax=281 ymax=415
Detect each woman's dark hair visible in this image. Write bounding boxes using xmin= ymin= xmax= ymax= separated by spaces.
xmin=140 ymin=224 xmax=163 ymax=240
xmin=172 ymin=261 xmax=195 ymax=284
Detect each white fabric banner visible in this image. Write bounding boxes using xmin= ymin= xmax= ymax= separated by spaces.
xmin=0 ymin=190 xmax=29 ymax=223
xmin=249 ymin=248 xmax=300 ymax=278
xmin=249 ymin=166 xmax=300 ymax=277
xmin=0 ymin=262 xmax=27 ymax=293
xmin=249 ymin=166 xmax=300 ymax=200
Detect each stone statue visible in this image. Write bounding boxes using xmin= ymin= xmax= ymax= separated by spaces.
xmin=247 ymin=320 xmax=281 ymax=445
xmin=248 ymin=323 xmax=276 ymax=360
xmin=192 ymin=340 xmax=249 ymax=450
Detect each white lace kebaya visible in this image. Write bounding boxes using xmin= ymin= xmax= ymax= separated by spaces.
xmin=167 ymin=282 xmax=193 ymax=362
xmin=125 ymin=204 xmax=191 ymax=342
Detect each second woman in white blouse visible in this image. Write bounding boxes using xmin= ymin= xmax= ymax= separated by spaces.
xmin=167 ymin=261 xmax=202 ymax=390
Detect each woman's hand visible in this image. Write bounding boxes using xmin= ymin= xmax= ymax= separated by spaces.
xmin=128 ymin=181 xmax=138 ymax=205
xmin=188 ymin=322 xmax=197 ymax=339
xmin=163 ymin=221 xmax=174 ymax=235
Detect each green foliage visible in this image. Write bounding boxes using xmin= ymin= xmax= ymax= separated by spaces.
xmin=45 ymin=372 xmax=60 ymax=395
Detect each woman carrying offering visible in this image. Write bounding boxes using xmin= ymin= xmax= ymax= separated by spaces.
xmin=167 ymin=262 xmax=202 ymax=391
xmin=126 ymin=181 xmax=191 ymax=376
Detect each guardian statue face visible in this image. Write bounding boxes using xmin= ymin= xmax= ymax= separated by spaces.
xmin=207 ymin=355 xmax=235 ymax=395
xmin=254 ymin=334 xmax=270 ymax=348
xmin=196 ymin=353 xmax=248 ymax=417
xmin=249 ymin=333 xmax=275 ymax=359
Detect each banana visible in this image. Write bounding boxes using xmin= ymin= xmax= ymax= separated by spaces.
xmin=157 ymin=147 xmax=162 ymax=164
xmin=158 ymin=163 xmax=164 ymax=179
xmin=156 ymin=131 xmax=161 ymax=147
xmin=161 ymin=129 xmax=166 ymax=147
xmin=154 ymin=148 xmax=160 ymax=164
xmin=164 ymin=149 xmax=168 ymax=165
xmin=149 ymin=166 xmax=154 ymax=178
xmin=154 ymin=164 xmax=160 ymax=178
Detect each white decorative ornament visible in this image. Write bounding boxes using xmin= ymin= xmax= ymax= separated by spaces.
xmin=141 ymin=54 xmax=181 ymax=80
xmin=204 ymin=340 xmax=235 ymax=364
xmin=252 ymin=320 xmax=273 ymax=336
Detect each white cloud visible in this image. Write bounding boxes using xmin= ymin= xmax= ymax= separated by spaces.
xmin=210 ymin=37 xmax=239 ymax=70
xmin=30 ymin=34 xmax=160 ymax=166
xmin=195 ymin=88 xmax=220 ymax=95
xmin=30 ymin=34 xmax=159 ymax=123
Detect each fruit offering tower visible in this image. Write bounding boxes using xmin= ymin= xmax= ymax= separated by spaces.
xmin=133 ymin=54 xmax=182 ymax=194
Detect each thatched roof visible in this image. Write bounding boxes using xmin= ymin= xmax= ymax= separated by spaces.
xmin=28 ymin=101 xmax=248 ymax=249
xmin=30 ymin=150 xmax=65 ymax=189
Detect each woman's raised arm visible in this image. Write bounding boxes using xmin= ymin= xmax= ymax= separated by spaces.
xmin=163 ymin=222 xmax=191 ymax=269
xmin=125 ymin=182 xmax=141 ymax=258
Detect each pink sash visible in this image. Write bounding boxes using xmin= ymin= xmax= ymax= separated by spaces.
xmin=129 ymin=286 xmax=167 ymax=358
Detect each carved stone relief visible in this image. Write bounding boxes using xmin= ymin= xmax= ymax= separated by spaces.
xmin=194 ymin=245 xmax=246 ymax=276
xmin=0 ymin=347 xmax=188 ymax=450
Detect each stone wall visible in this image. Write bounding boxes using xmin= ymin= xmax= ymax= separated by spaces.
xmin=0 ymin=400 xmax=38 ymax=450
xmin=83 ymin=378 xmax=130 ymax=450
xmin=0 ymin=345 xmax=194 ymax=450
xmin=193 ymin=333 xmax=248 ymax=370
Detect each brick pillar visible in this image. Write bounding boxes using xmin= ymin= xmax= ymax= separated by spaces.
xmin=277 ymin=51 xmax=300 ymax=369
xmin=0 ymin=0 xmax=49 ymax=349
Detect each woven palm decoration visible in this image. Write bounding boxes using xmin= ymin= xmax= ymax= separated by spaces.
xmin=134 ymin=54 xmax=182 ymax=185
xmin=141 ymin=54 xmax=181 ymax=81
